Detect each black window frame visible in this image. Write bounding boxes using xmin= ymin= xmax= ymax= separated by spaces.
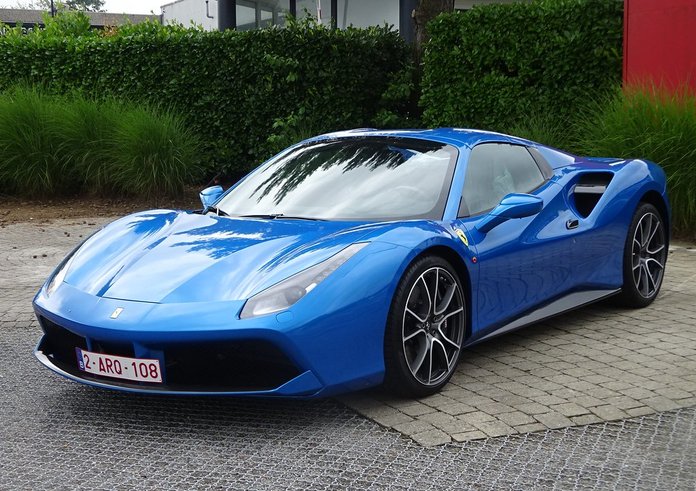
xmin=457 ymin=142 xmax=550 ymax=218
xmin=224 ymin=0 xmax=414 ymax=35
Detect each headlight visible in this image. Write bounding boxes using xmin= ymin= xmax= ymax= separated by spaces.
xmin=240 ymin=242 xmax=368 ymax=319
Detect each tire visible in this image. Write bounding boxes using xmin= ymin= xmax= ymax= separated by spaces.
xmin=616 ymin=203 xmax=668 ymax=308
xmin=383 ymin=255 xmax=467 ymax=397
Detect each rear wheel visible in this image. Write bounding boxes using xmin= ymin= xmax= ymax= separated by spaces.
xmin=384 ymin=256 xmax=466 ymax=397
xmin=617 ymin=203 xmax=667 ymax=308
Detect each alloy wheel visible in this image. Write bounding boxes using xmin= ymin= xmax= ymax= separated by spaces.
xmin=631 ymin=212 xmax=666 ymax=298
xmin=402 ymin=267 xmax=465 ymax=386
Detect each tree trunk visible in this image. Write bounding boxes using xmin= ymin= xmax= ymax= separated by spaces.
xmin=412 ymin=0 xmax=455 ymax=67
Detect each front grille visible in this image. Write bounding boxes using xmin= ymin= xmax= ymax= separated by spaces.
xmin=40 ymin=317 xmax=87 ymax=366
xmin=37 ymin=316 xmax=302 ymax=392
xmin=164 ymin=340 xmax=301 ymax=391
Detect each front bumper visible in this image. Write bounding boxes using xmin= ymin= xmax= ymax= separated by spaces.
xmin=35 ymin=314 xmax=322 ymax=396
xmin=33 ymin=279 xmax=388 ymax=397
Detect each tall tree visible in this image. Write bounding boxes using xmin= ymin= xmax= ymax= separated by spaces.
xmin=412 ymin=0 xmax=454 ymax=66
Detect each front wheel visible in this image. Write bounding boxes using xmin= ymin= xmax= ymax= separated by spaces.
xmin=383 ymin=256 xmax=467 ymax=397
xmin=617 ymin=203 xmax=668 ymax=308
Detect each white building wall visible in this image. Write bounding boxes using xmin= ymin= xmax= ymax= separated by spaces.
xmin=161 ymin=0 xmax=218 ymax=30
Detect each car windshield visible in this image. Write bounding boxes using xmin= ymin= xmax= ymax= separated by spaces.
xmin=217 ymin=137 xmax=458 ymax=221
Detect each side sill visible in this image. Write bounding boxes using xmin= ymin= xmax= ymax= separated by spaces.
xmin=468 ymin=289 xmax=620 ymax=346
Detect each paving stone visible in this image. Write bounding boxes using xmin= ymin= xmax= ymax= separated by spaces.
xmin=370 ymin=411 xmax=414 ymax=428
xmin=473 ymin=420 xmax=517 ymax=438
xmin=391 ymin=419 xmax=437 ymax=436
xmin=410 ymin=428 xmax=451 ymax=446
xmin=602 ymin=396 xmax=643 ymax=410
xmin=571 ymin=414 xmax=603 ymax=426
xmin=514 ymin=423 xmax=548 ymax=434
xmin=550 ymin=402 xmax=590 ymax=417
xmin=517 ymin=402 xmax=552 ymax=415
xmin=642 ymin=396 xmax=681 ymax=412
xmin=654 ymin=386 xmax=693 ymax=400
xmin=398 ymin=403 xmax=437 ymax=417
xmin=589 ymin=406 xmax=629 ymax=421
xmin=451 ymin=430 xmax=488 ymax=442
xmin=459 ymin=411 xmax=496 ymax=425
xmin=417 ymin=411 xmax=456 ymax=428
xmin=436 ymin=420 xmax=478 ymax=435
xmin=497 ymin=411 xmax=535 ymax=427
xmin=626 ymin=406 xmax=654 ymax=418
xmin=534 ymin=412 xmax=574 ymax=430
xmin=568 ymin=395 xmax=605 ymax=408
xmin=534 ymin=394 xmax=568 ymax=406
xmin=438 ymin=402 xmax=475 ymax=416
xmin=474 ymin=402 xmax=515 ymax=415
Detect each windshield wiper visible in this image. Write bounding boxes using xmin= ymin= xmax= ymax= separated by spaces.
xmin=206 ymin=206 xmax=230 ymax=217
xmin=238 ymin=213 xmax=325 ymax=221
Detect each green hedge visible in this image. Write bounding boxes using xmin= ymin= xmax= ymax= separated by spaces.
xmin=0 ymin=19 xmax=410 ymax=175
xmin=421 ymin=0 xmax=623 ymax=131
xmin=0 ymin=87 xmax=201 ymax=196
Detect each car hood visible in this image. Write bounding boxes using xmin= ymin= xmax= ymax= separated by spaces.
xmin=63 ymin=210 xmax=380 ymax=304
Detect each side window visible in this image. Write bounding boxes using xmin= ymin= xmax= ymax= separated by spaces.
xmin=460 ymin=143 xmax=545 ymax=216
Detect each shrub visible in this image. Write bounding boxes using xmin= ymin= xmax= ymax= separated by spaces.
xmin=0 ymin=88 xmax=75 ymax=196
xmin=421 ymin=0 xmax=623 ymax=132
xmin=109 ymin=106 xmax=201 ymax=196
xmin=0 ymin=15 xmax=411 ymax=176
xmin=60 ymin=95 xmax=122 ymax=192
xmin=575 ymin=87 xmax=696 ymax=235
xmin=0 ymin=87 xmax=201 ymax=197
xmin=509 ymin=112 xmax=576 ymax=152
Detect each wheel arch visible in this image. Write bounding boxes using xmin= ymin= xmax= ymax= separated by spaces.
xmin=640 ymin=191 xmax=672 ymax=247
xmin=408 ymin=245 xmax=474 ymax=339
xmin=639 ymin=190 xmax=670 ymax=247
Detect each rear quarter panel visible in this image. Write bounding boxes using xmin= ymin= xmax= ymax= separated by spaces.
xmin=552 ymin=158 xmax=669 ymax=289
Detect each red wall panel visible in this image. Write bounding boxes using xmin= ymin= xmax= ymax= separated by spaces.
xmin=624 ymin=0 xmax=696 ymax=91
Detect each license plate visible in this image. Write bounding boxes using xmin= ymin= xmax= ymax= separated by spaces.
xmin=76 ymin=348 xmax=163 ymax=383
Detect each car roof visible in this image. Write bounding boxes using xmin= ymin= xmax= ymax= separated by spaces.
xmin=304 ymin=128 xmax=520 ymax=149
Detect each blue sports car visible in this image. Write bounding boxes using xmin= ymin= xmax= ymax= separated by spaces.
xmin=34 ymin=129 xmax=670 ymax=398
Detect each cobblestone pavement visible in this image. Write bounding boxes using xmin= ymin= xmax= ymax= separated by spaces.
xmin=1 ymin=218 xmax=695 ymax=489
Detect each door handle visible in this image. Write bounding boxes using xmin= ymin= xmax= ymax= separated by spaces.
xmin=566 ymin=219 xmax=579 ymax=230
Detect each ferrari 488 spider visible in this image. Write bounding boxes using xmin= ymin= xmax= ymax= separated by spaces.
xmin=34 ymin=128 xmax=670 ymax=397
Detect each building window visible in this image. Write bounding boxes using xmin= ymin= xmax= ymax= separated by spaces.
xmin=236 ymin=0 xmax=291 ymax=30
xmin=336 ymin=0 xmax=399 ymax=30
xmin=236 ymin=2 xmax=256 ymax=30
xmin=296 ymin=0 xmax=331 ymax=25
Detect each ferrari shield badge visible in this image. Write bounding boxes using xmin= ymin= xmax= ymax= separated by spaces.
xmin=455 ymin=228 xmax=469 ymax=247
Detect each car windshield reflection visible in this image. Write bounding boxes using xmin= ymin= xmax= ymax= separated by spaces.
xmin=217 ymin=137 xmax=458 ymax=222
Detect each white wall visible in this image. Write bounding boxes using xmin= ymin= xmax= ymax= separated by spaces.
xmin=162 ymin=0 xmax=218 ymax=30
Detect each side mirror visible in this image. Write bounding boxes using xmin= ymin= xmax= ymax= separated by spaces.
xmin=476 ymin=193 xmax=543 ymax=234
xmin=199 ymin=185 xmax=224 ymax=209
